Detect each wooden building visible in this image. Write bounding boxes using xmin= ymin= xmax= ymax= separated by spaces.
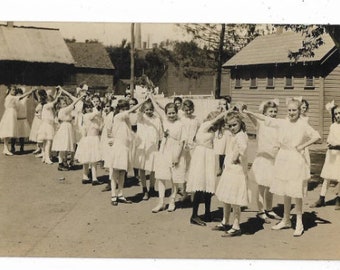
xmin=0 ymin=23 xmax=75 ymax=125
xmin=66 ymin=42 xmax=115 ymax=93
xmin=223 ymin=31 xmax=340 ymax=139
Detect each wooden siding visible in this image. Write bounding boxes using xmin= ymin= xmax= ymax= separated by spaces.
xmin=229 ymin=67 xmax=323 ymax=137
xmin=323 ymin=64 xmax=340 ymax=138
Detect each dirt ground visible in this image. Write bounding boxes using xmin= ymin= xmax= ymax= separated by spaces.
xmin=0 ymin=140 xmax=339 ymax=262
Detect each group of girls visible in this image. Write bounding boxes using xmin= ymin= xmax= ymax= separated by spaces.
xmin=1 ymin=86 xmax=339 ymax=238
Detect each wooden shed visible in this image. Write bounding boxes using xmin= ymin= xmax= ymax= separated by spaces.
xmin=66 ymin=42 xmax=115 ymax=93
xmin=223 ymin=31 xmax=340 ymax=140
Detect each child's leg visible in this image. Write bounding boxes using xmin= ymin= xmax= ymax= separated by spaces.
xmin=110 ymin=169 xmax=119 ymax=205
xmin=222 ymin=203 xmax=231 ymax=225
xmin=82 ymin=164 xmax=91 ymax=184
xmin=152 ymin=179 xmax=166 ymax=213
xmin=35 ymin=142 xmax=43 ymax=157
xmin=310 ymin=179 xmax=329 ymax=208
xmin=168 ymin=182 xmax=177 ymax=212
xmin=117 ymin=170 xmax=125 ymax=196
xmin=44 ymin=140 xmax=53 ymax=164
xmin=19 ymin=137 xmax=24 ymax=152
xmin=335 ymin=182 xmax=340 ymax=210
xmin=256 ymin=184 xmax=266 ymax=213
xmin=190 ymin=191 xmax=206 ymax=226
xmin=203 ymin=192 xmax=212 ymax=221
xmin=272 ymin=195 xmax=292 ymax=230
xmin=149 ymin=172 xmax=156 ymax=196
xmin=90 ymin=163 xmax=99 ymax=184
xmin=231 ymin=205 xmax=241 ymax=230
xmin=139 ymin=169 xmax=149 ymax=200
xmin=294 ymin=198 xmax=304 ymax=236
xmin=3 ymin=138 xmax=13 ymax=155
xmin=10 ymin=138 xmax=16 ymax=152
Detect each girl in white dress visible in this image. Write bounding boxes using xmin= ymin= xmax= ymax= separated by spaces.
xmin=36 ymin=88 xmax=62 ymax=164
xmin=134 ymin=100 xmax=163 ymax=200
xmin=0 ymin=86 xmax=34 ymax=156
xmin=181 ymin=99 xmax=200 ymax=200
xmin=52 ymin=93 xmax=84 ymax=171
xmin=150 ymin=95 xmax=186 ymax=213
xmin=244 ymin=98 xmax=321 ymax=237
xmin=11 ymin=87 xmax=31 ymax=153
xmin=246 ymin=99 xmax=281 ymax=223
xmin=186 ymin=111 xmax=224 ymax=226
xmin=104 ymin=99 xmax=147 ymax=206
xmin=215 ymin=111 xmax=249 ymax=237
xmin=310 ymin=101 xmax=340 ymax=210
xmin=74 ymin=100 xmax=102 ymax=185
xmin=29 ymin=90 xmax=43 ymax=154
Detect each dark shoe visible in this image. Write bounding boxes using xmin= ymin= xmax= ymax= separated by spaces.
xmin=190 ymin=216 xmax=206 ymax=226
xmin=222 ymin=228 xmax=242 ymax=237
xmin=58 ymin=164 xmax=69 ymax=171
xmin=203 ymin=212 xmax=212 ymax=222
xmin=102 ymin=184 xmax=111 ymax=192
xmin=111 ymin=196 xmax=118 ymax=206
xmin=82 ymin=179 xmax=92 ymax=184
xmin=212 ymin=223 xmax=230 ymax=231
xmin=149 ymin=187 xmax=157 ymax=197
xmin=335 ymin=196 xmax=340 ymax=210
xmin=92 ymin=180 xmax=101 ymax=186
xmin=256 ymin=212 xmax=271 ymax=224
xmin=117 ymin=196 xmax=132 ymax=204
xmin=265 ymin=210 xmax=282 ymax=220
xmin=310 ymin=196 xmax=326 ymax=208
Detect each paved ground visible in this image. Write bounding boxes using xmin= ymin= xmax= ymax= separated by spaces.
xmin=0 ymin=140 xmax=339 ymax=261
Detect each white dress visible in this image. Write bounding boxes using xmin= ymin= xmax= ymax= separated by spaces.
xmin=16 ymin=97 xmax=31 ymax=138
xmin=214 ymin=129 xmax=227 ymax=155
xmin=250 ymin=120 xmax=279 ymax=187
xmin=186 ymin=121 xmax=218 ymax=193
xmin=154 ymin=118 xmax=186 ymax=183
xmin=100 ymin=111 xmax=114 ymax=163
xmin=181 ymin=115 xmax=200 ymax=180
xmin=215 ymin=131 xmax=249 ymax=206
xmin=74 ymin=111 xmax=102 ymax=164
xmin=134 ymin=113 xmax=163 ymax=172
xmin=265 ymin=117 xmax=321 ymax=198
xmin=320 ymin=123 xmax=340 ymax=181
xmin=104 ymin=111 xmax=133 ymax=172
xmin=52 ymin=105 xmax=76 ymax=152
xmin=37 ymin=102 xmax=56 ymax=142
xmin=29 ymin=104 xmax=42 ymax=142
xmin=0 ymin=95 xmax=19 ymax=138
xmin=72 ymin=101 xmax=84 ymax=143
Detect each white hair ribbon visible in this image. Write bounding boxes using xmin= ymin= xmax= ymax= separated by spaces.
xmin=325 ymin=100 xmax=335 ymax=113
xmin=286 ymin=96 xmax=302 ymax=105
xmin=82 ymin=84 xmax=89 ymax=91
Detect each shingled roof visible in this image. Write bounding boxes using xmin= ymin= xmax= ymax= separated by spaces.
xmin=0 ymin=25 xmax=74 ymax=64
xmin=223 ymin=31 xmax=336 ymax=67
xmin=66 ymin=42 xmax=115 ymax=70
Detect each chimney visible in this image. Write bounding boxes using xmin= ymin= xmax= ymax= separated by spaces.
xmin=7 ymin=21 xmax=14 ymax=28
xmin=135 ymin=23 xmax=142 ymax=49
xmin=143 ymin=42 xmax=147 ymax=49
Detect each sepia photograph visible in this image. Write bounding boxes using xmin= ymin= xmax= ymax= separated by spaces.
xmin=0 ymin=1 xmax=340 ymax=269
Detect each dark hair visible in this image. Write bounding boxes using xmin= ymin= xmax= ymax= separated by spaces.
xmin=6 ymin=85 xmax=18 ymax=96
xmin=331 ymin=105 xmax=339 ymax=123
xmin=114 ymin=99 xmax=130 ymax=116
xmin=225 ymin=111 xmax=246 ymax=132
xmin=182 ymin=99 xmax=195 ymax=111
xmin=165 ymin=102 xmax=178 ymax=114
xmin=301 ymin=99 xmax=309 ymax=111
xmin=142 ymin=100 xmax=154 ymax=112
xmin=262 ymin=101 xmax=279 ymax=114
xmin=16 ymin=87 xmax=24 ymax=95
xmin=38 ymin=89 xmax=48 ymax=105
xmin=104 ymin=101 xmax=113 ymax=112
xmin=129 ymin=97 xmax=139 ymax=106
xmin=205 ymin=111 xmax=224 ymax=133
xmin=173 ymin=96 xmax=183 ymax=104
xmin=82 ymin=100 xmax=94 ymax=114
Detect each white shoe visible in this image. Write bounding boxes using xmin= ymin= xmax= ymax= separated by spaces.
xmin=271 ymin=220 xmax=291 ymax=230
xmin=3 ymin=150 xmax=13 ymax=156
xmin=167 ymin=199 xmax=176 ymax=212
xmin=35 ymin=153 xmax=43 ymax=158
xmin=293 ymin=224 xmax=304 ymax=237
xmin=44 ymin=159 xmax=53 ymax=165
xmin=152 ymin=203 xmax=165 ymax=213
xmin=32 ymin=148 xmax=41 ymax=154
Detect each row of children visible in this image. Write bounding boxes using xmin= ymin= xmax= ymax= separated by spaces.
xmin=0 ymin=85 xmax=339 ymax=238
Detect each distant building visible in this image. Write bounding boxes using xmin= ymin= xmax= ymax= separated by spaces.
xmin=66 ymin=42 xmax=115 ymax=93
xmin=223 ymin=31 xmax=340 ymax=139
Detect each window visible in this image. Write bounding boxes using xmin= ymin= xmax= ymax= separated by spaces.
xmin=305 ymin=69 xmax=315 ymax=89
xmin=235 ymin=75 xmax=242 ymax=88
xmin=284 ymin=74 xmax=294 ymax=89
xmin=250 ymin=76 xmax=257 ymax=88
xmin=266 ymin=71 xmax=275 ymax=88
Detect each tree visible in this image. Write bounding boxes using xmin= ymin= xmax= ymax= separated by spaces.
xmin=177 ymin=23 xmax=271 ymax=97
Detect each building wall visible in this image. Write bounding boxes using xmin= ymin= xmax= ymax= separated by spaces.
xmin=229 ymin=65 xmax=323 ymax=137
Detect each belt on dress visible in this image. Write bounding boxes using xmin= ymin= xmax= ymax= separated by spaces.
xmin=17 ymin=117 xmax=27 ymax=120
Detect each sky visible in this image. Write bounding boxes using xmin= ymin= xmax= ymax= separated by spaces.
xmin=12 ymin=22 xmax=191 ymax=47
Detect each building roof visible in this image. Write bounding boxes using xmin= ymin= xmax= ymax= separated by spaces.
xmin=66 ymin=42 xmax=115 ymax=70
xmin=0 ymin=25 xmax=74 ymax=64
xmin=223 ymin=31 xmax=336 ymax=67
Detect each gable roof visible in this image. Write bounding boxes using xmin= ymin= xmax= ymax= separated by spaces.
xmin=223 ymin=31 xmax=336 ymax=67
xmin=66 ymin=42 xmax=115 ymax=70
xmin=0 ymin=25 xmax=74 ymax=64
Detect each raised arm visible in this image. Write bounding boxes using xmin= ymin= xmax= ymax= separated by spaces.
xmin=18 ymin=88 xmax=36 ymax=100
xmin=243 ymin=109 xmax=266 ymax=122
xmin=149 ymin=95 xmax=165 ymax=120
xmin=56 ymin=86 xmax=77 ymax=101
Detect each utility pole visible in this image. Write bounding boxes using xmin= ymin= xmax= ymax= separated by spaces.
xmin=215 ymin=23 xmax=225 ymax=99
xmin=130 ymin=23 xmax=135 ymax=98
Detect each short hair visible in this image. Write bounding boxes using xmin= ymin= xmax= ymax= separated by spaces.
xmin=182 ymin=99 xmax=195 ymax=111
xmin=130 ymin=97 xmax=139 ymax=106
xmin=114 ymin=99 xmax=130 ymax=116
xmin=331 ymin=105 xmax=339 ymax=123
xmin=165 ymin=102 xmax=178 ymax=114
xmin=142 ymin=100 xmax=154 ymax=112
xmin=82 ymin=100 xmax=94 ymax=114
xmin=262 ymin=101 xmax=278 ymax=114
xmin=173 ymin=96 xmax=183 ymax=104
xmin=301 ymin=99 xmax=309 ymax=111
